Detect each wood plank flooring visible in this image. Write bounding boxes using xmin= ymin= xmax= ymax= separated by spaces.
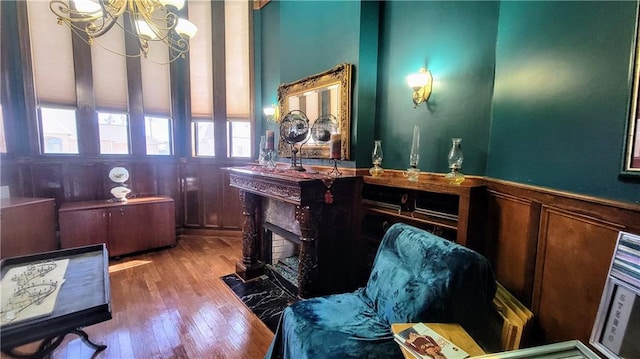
xmin=2 ymin=235 xmax=274 ymax=359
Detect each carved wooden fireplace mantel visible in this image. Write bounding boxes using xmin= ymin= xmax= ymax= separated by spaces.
xmin=226 ymin=166 xmax=360 ymax=298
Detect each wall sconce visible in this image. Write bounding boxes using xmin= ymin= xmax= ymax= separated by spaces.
xmin=263 ymin=104 xmax=280 ymax=122
xmin=406 ymin=68 xmax=433 ymax=108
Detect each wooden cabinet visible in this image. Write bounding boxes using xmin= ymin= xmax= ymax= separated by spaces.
xmin=59 ymin=196 xmax=176 ymax=257
xmin=358 ymin=173 xmax=487 ymax=281
xmin=0 ymin=197 xmax=57 ymax=258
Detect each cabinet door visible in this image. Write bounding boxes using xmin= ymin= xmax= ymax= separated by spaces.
xmin=145 ymin=201 xmax=176 ymax=249
xmin=107 ymin=201 xmax=176 ymax=256
xmin=108 ymin=206 xmax=147 ymax=257
xmin=59 ymin=208 xmax=109 ymax=249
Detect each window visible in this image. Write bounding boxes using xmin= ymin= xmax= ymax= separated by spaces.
xmin=193 ymin=120 xmax=215 ymax=157
xmin=145 ymin=116 xmax=172 ymax=155
xmin=229 ymin=120 xmax=251 ymax=157
xmin=40 ymin=107 xmax=78 ymax=154
xmin=189 ymin=0 xmax=252 ymax=159
xmin=11 ymin=0 xmax=250 ymax=159
xmin=98 ymin=112 xmax=129 ymax=155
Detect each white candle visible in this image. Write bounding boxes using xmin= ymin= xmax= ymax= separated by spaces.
xmin=410 ymin=125 xmax=419 ymax=167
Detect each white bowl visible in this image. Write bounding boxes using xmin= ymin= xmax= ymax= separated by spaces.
xmin=110 ymin=186 xmax=131 ymax=201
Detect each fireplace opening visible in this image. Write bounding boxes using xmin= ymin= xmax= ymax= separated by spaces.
xmin=263 ymin=223 xmax=300 ymax=295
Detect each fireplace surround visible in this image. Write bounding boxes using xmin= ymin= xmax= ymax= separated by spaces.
xmin=227 ymin=166 xmax=360 ymax=298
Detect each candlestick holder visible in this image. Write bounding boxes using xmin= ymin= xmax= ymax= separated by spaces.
xmin=403 ymin=166 xmax=420 ymax=182
xmin=328 ymin=159 xmax=342 ymax=177
xmin=266 ymin=150 xmax=276 ymax=169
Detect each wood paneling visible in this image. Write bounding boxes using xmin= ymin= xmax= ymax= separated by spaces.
xmin=1 ymin=158 xmax=243 ymax=232
xmin=485 ymin=178 xmax=640 ymax=346
xmin=180 ymin=161 xmax=242 ymax=230
xmin=532 ymin=207 xmax=621 ymax=345
xmin=486 ymin=192 xmax=538 ymax=304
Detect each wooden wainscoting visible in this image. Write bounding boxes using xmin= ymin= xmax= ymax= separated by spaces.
xmin=485 ymin=178 xmax=640 ymax=346
xmin=0 ymin=157 xmax=244 ymax=232
xmin=485 ymin=191 xmax=539 ymax=305
xmin=533 ymin=207 xmax=622 ymax=345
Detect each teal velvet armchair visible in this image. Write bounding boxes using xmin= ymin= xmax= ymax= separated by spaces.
xmin=265 ymin=223 xmax=497 ymax=359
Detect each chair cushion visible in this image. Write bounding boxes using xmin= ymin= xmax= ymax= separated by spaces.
xmin=266 ymin=290 xmax=403 ymax=359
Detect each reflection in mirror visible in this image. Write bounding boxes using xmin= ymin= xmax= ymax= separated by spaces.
xmin=277 ymin=63 xmax=352 ymax=160
xmin=625 ymin=22 xmax=640 ymax=174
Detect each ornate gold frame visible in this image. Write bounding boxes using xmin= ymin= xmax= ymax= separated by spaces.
xmin=277 ymin=63 xmax=353 ymax=160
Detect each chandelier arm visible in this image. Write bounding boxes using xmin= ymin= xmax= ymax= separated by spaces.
xmin=49 ymin=0 xmax=193 ymax=64
xmin=49 ymin=1 xmax=101 ymax=22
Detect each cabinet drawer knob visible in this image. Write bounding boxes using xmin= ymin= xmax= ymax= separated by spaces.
xmin=119 ymin=208 xmax=125 ymax=216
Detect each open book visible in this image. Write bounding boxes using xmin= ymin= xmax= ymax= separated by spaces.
xmin=394 ymin=323 xmax=470 ymax=359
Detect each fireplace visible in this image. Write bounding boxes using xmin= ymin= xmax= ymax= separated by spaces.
xmin=227 ymin=166 xmax=360 ymax=298
xmin=264 ymin=225 xmax=300 ymax=294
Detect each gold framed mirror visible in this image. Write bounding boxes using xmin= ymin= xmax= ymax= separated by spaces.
xmin=277 ymin=63 xmax=352 ymax=160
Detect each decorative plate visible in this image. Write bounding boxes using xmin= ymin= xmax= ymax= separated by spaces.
xmin=108 ymin=167 xmax=129 ymax=183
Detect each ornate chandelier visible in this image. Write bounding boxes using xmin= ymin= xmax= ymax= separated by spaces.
xmin=50 ymin=0 xmax=198 ymax=62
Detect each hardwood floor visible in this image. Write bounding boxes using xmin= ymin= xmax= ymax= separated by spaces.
xmin=2 ymin=235 xmax=274 ymax=359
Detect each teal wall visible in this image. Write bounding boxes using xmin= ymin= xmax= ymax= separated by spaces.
xmin=488 ymin=1 xmax=639 ymax=203
xmin=376 ymin=1 xmax=499 ymax=174
xmin=255 ymin=0 xmax=640 ymax=204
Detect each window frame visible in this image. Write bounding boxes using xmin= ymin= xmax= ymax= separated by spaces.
xmin=37 ymin=104 xmax=80 ymax=156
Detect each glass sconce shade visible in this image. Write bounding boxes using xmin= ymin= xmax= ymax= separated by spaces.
xmin=407 ymin=68 xmax=433 ymax=108
xmin=407 ymin=70 xmax=430 ymax=89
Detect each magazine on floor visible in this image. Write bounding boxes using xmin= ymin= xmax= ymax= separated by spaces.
xmin=394 ymin=322 xmax=470 ymax=359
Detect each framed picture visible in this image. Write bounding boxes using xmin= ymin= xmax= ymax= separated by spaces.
xmin=623 ymin=10 xmax=640 ymax=175
xmin=471 ymin=340 xmax=599 ymax=359
xmin=589 ymin=231 xmax=640 ymax=359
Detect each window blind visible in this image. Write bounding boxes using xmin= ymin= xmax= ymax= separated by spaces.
xmin=27 ymin=0 xmax=76 ymax=106
xmin=91 ymin=18 xmax=128 ymax=111
xmin=189 ymin=0 xmax=214 ymax=118
xmin=225 ymin=0 xmax=250 ymax=119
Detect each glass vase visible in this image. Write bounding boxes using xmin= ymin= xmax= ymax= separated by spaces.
xmin=404 ymin=125 xmax=420 ymax=182
xmin=258 ymin=135 xmax=267 ymax=165
xmin=445 ymin=138 xmax=465 ymax=184
xmin=369 ymin=140 xmax=384 ymax=177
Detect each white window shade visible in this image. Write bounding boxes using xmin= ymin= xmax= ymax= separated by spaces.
xmin=189 ymin=0 xmax=214 ymax=118
xmin=27 ymin=1 xmax=76 ymax=106
xmin=225 ymin=0 xmax=250 ymax=118
xmin=92 ymin=18 xmax=128 ymax=111
xmin=140 ymin=32 xmax=171 ymax=115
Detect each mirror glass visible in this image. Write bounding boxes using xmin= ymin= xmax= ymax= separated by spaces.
xmin=277 ymin=63 xmax=352 ymax=160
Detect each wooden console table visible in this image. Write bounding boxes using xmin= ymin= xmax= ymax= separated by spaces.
xmin=59 ymin=196 xmax=176 ymax=257
xmin=1 ymin=244 xmax=111 ymax=358
xmin=227 ymin=166 xmax=360 ymax=298
xmin=1 ymin=197 xmax=57 ymax=259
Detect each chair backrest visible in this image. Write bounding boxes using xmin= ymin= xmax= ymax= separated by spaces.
xmin=364 ymin=223 xmax=496 ymax=343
